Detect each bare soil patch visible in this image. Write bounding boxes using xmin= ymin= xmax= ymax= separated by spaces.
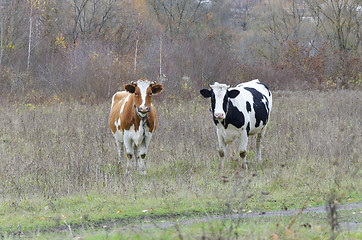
xmin=105 ymin=203 xmax=362 ymax=234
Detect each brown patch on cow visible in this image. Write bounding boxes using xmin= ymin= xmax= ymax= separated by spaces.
xmin=109 ymin=91 xmax=130 ymax=134
xmin=119 ymin=94 xmax=139 ymax=132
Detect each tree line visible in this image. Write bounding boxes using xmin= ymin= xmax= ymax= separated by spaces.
xmin=0 ymin=0 xmax=360 ymax=102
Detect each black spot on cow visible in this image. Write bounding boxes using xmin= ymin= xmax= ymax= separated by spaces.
xmin=246 ymin=122 xmax=250 ymax=135
xmin=212 ymin=99 xmax=245 ymax=129
xmin=256 ymin=82 xmax=271 ymax=96
xmin=246 ymin=101 xmax=251 ymax=112
xmin=223 ymin=100 xmax=245 ymax=129
xmin=244 ymin=87 xmax=270 ymax=128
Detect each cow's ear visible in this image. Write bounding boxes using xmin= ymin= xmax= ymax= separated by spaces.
xmin=200 ymin=89 xmax=212 ymax=98
xmin=151 ymin=83 xmax=163 ymax=94
xmin=125 ymin=84 xmax=136 ymax=93
xmin=228 ymin=89 xmax=240 ymax=98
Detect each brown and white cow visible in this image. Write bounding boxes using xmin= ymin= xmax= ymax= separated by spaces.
xmin=109 ymin=79 xmax=163 ymax=174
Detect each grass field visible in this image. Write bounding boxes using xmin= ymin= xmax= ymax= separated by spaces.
xmin=0 ymin=90 xmax=361 ymax=239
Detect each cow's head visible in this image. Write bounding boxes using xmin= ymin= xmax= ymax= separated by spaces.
xmin=200 ymin=82 xmax=239 ymax=120
xmin=124 ymin=79 xmax=163 ymax=118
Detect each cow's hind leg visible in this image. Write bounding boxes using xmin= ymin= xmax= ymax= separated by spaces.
xmin=134 ymin=145 xmax=139 ymax=169
xmin=115 ymin=140 xmax=124 ymax=163
xmin=134 ymin=145 xmax=146 ymax=175
xmin=115 ymin=139 xmax=125 ymax=174
xmin=217 ymin=131 xmax=227 ymax=169
xmin=113 ymin=133 xmax=125 ymax=173
xmin=256 ymin=128 xmax=266 ymax=164
xmin=137 ymin=138 xmax=150 ymax=175
xmin=238 ymin=130 xmax=248 ymax=169
xmin=137 ymin=154 xmax=146 ymax=175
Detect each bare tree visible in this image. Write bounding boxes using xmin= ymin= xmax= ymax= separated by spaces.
xmin=70 ymin=0 xmax=117 ymax=43
xmin=27 ymin=0 xmax=33 ymax=73
xmin=305 ymin=0 xmax=361 ymax=51
xmin=147 ymin=0 xmax=211 ymax=40
xmin=251 ymin=0 xmax=312 ymax=64
xmin=25 ymin=0 xmax=49 ymax=73
xmin=0 ymin=3 xmax=3 ymax=69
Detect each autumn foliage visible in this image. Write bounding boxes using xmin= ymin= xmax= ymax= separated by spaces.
xmin=0 ymin=0 xmax=360 ymax=102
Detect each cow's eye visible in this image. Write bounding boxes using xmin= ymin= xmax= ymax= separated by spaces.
xmin=135 ymin=93 xmax=138 ymax=96
xmin=149 ymin=93 xmax=152 ymax=96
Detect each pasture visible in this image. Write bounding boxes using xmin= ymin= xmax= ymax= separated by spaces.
xmin=0 ymin=90 xmax=361 ymax=239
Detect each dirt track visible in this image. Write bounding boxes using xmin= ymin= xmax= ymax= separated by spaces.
xmin=108 ymin=203 xmax=362 ymax=233
xmin=38 ymin=203 xmax=362 ymax=238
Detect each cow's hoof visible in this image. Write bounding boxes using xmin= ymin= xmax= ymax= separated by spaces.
xmin=218 ymin=150 xmax=224 ymax=157
xmin=239 ymin=151 xmax=246 ymax=158
xmin=116 ymin=160 xmax=122 ymax=167
xmin=241 ymin=163 xmax=248 ymax=170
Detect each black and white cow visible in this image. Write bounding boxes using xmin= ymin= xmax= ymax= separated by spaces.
xmin=200 ymin=79 xmax=272 ymax=169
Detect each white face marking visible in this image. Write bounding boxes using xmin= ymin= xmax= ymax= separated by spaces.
xmin=137 ymin=80 xmax=151 ymax=108
xmin=210 ymin=82 xmax=229 ymax=118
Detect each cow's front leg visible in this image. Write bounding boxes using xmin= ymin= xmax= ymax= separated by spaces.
xmin=124 ymin=137 xmax=135 ymax=172
xmin=137 ymin=135 xmax=152 ymax=175
xmin=217 ymin=130 xmax=227 ymax=169
xmin=133 ymin=145 xmax=140 ymax=172
xmin=239 ymin=130 xmax=248 ymax=169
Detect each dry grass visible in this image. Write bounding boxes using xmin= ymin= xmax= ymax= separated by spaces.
xmin=0 ymin=90 xmax=360 ymax=208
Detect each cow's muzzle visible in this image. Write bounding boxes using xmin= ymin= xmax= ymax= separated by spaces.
xmin=134 ymin=104 xmax=150 ymax=119
xmin=214 ymin=112 xmax=225 ymax=120
xmin=138 ymin=105 xmax=150 ymax=114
